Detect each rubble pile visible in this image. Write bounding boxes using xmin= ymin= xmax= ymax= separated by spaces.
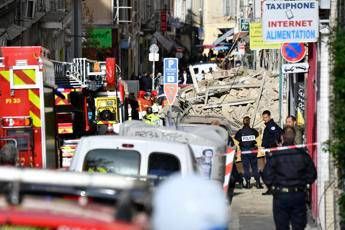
xmin=178 ymin=67 xmax=280 ymax=130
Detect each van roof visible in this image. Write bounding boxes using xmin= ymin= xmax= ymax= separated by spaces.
xmin=76 ymin=135 xmax=193 ymax=158
xmin=80 ymin=134 xmax=191 ymax=145
xmin=119 ymin=121 xmax=221 ymax=147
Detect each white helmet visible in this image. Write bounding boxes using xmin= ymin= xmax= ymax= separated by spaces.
xmin=153 ymin=174 xmax=229 ymax=230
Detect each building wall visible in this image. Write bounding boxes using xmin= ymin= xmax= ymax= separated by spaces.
xmin=203 ymin=0 xmax=236 ymax=45
xmin=82 ymin=0 xmax=113 ymax=25
xmin=0 ymin=0 xmax=72 ymax=59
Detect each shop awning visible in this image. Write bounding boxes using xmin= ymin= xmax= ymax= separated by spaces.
xmin=213 ymin=28 xmax=234 ymax=46
xmin=153 ymin=32 xmax=175 ymax=52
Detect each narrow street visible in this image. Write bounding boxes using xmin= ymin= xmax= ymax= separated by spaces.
xmin=0 ymin=0 xmax=341 ymax=228
xmin=230 ymin=186 xmax=274 ymax=230
xmin=230 ymin=185 xmax=319 ymax=230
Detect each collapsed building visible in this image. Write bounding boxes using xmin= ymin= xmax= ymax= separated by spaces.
xmin=177 ymin=67 xmax=280 ymax=132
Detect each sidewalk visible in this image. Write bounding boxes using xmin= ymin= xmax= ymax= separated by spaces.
xmin=229 ymin=186 xmax=274 ymax=230
xmin=229 ymin=186 xmax=318 ymax=230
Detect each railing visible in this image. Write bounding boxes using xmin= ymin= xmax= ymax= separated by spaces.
xmin=53 ymin=58 xmax=106 ymax=90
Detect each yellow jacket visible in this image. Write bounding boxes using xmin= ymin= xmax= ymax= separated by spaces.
xmin=143 ymin=113 xmax=161 ymax=125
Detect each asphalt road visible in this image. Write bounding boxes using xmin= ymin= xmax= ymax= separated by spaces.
xmin=229 ymin=185 xmax=274 ymax=230
xmin=229 ymin=184 xmax=318 ymax=230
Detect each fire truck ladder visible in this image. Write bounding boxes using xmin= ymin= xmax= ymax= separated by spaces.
xmin=73 ymin=58 xmax=106 ymax=91
xmin=53 ymin=59 xmax=106 ymax=91
xmin=53 ymin=61 xmax=85 ymax=88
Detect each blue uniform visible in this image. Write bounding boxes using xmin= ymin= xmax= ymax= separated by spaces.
xmin=262 ymin=119 xmax=283 ymax=149
xmin=263 ymin=147 xmax=317 ymax=229
xmin=235 ymin=126 xmax=260 ymax=181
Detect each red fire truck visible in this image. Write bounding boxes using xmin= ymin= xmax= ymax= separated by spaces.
xmin=0 ymin=46 xmax=57 ymax=168
xmin=53 ymin=57 xmax=120 ymax=167
xmin=0 ymin=46 xmax=121 ymax=168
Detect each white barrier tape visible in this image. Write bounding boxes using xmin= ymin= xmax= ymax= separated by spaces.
xmin=215 ymin=142 xmax=319 ymax=157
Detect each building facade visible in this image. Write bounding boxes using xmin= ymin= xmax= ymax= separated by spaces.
xmin=0 ymin=0 xmax=73 ymax=61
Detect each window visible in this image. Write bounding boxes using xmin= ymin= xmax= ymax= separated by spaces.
xmin=114 ymin=0 xmax=132 ymax=24
xmin=26 ymin=0 xmax=36 ymax=18
xmin=148 ymin=152 xmax=181 ymax=177
xmin=83 ymin=149 xmax=140 ymax=176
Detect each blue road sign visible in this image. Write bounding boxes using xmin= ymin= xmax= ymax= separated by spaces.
xmin=163 ymin=58 xmax=179 ymax=84
xmin=281 ymin=43 xmax=306 ymax=63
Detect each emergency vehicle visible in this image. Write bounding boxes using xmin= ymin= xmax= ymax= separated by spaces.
xmin=0 ymin=46 xmax=123 ymax=169
xmin=53 ymin=57 xmax=121 ymax=167
xmin=0 ymin=46 xmax=56 ymax=168
xmin=0 ymin=167 xmax=148 ymax=229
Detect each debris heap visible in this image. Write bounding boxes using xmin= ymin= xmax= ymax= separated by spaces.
xmin=178 ymin=67 xmax=280 ymax=130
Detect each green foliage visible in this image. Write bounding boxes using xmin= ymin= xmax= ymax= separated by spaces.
xmin=330 ymin=26 xmax=345 ymax=223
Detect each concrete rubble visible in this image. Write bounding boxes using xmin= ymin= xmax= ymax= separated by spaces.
xmin=177 ymin=67 xmax=280 ymax=130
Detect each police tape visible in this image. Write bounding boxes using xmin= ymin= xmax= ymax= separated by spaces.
xmin=215 ymin=142 xmax=319 ymax=157
xmin=223 ymin=148 xmax=236 ymax=192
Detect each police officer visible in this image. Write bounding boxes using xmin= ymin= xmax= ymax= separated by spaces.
xmin=262 ymin=110 xmax=283 ymax=149
xmin=262 ymin=126 xmax=316 ymax=230
xmin=261 ymin=110 xmax=283 ymax=195
xmin=235 ymin=116 xmax=263 ymax=189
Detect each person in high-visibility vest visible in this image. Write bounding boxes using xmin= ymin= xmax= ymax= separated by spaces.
xmin=143 ymin=107 xmax=161 ymax=126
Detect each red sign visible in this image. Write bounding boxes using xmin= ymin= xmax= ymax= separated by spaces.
xmin=161 ymin=10 xmax=167 ymax=32
xmin=164 ymin=84 xmax=178 ymax=106
xmin=281 ymin=43 xmax=306 ymax=63
xmin=106 ymin=58 xmax=116 ymax=88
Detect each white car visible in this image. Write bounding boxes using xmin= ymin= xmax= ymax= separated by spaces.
xmin=69 ymin=135 xmax=197 ymax=180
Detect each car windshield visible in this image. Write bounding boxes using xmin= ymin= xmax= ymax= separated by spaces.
xmin=83 ymin=149 xmax=140 ymax=176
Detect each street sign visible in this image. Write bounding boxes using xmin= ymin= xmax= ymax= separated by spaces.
xmin=249 ymin=22 xmax=282 ymax=50
xmin=163 ymin=58 xmax=179 ymax=106
xmin=281 ymin=43 xmax=306 ymax=63
xmin=240 ymin=19 xmax=250 ymax=32
xmin=282 ymin=63 xmax=309 ymax=73
xmin=149 ymin=53 xmax=159 ymax=62
xmin=149 ymin=44 xmax=159 ymax=53
xmin=262 ymin=0 xmax=319 ymax=42
xmin=176 ymin=52 xmax=183 ymax=59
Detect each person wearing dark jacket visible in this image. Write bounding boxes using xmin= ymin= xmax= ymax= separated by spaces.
xmin=262 ymin=110 xmax=283 ymax=149
xmin=262 ymin=126 xmax=317 ymax=230
xmin=261 ymin=110 xmax=283 ymax=195
xmin=235 ymin=116 xmax=263 ymax=189
xmin=128 ymin=93 xmax=139 ymax=120
xmin=139 ymin=72 xmax=152 ymax=92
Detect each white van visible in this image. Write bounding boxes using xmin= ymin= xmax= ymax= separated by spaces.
xmin=69 ymin=135 xmax=197 ymax=181
xmin=119 ymin=121 xmax=227 ymax=183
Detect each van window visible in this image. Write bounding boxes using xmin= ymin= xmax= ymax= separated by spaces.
xmin=148 ymin=153 xmax=181 ymax=177
xmin=83 ymin=149 xmax=140 ymax=176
